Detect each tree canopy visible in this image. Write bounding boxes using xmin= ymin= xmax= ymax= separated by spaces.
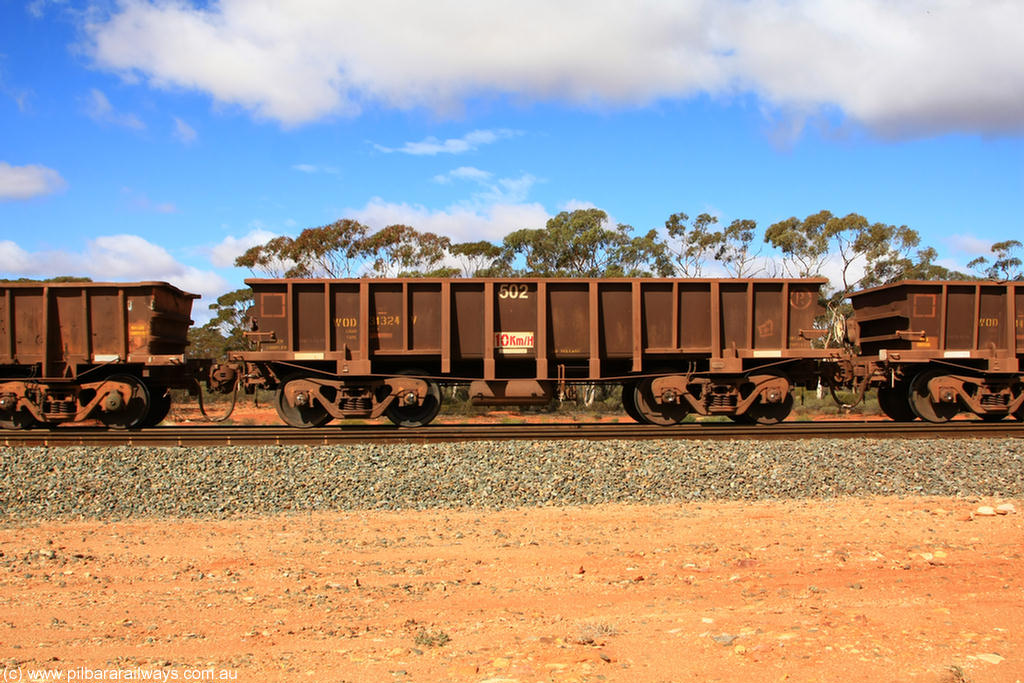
xmin=763 ymin=210 xmax=966 ymax=300
xmin=234 ymin=219 xmax=455 ymax=278
xmin=496 ymin=209 xmax=672 ymax=277
xmin=187 ymin=287 xmax=254 ymax=360
xmin=967 ymin=240 xmax=1023 ymax=281
xmin=213 ymin=207 xmax=1009 ymax=350
xmin=231 ymin=207 xmax=993 ymax=291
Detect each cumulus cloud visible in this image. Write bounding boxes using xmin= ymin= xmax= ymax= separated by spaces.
xmin=559 ymin=199 xmax=599 ymax=213
xmin=355 ymin=167 xmax=545 ymax=241
xmin=0 ymin=235 xmax=227 ymax=303
xmin=0 ymin=241 xmax=35 ymax=271
xmin=945 ymin=234 xmax=993 ymax=257
xmin=173 ymin=116 xmax=197 ymax=144
xmin=375 ymin=129 xmax=521 ymax=155
xmin=434 ymin=167 xmax=493 ymax=184
xmin=85 ymin=88 xmax=145 ymax=129
xmin=346 ymin=197 xmax=549 ymax=243
xmin=292 ymin=163 xmax=340 ymax=175
xmin=208 ymin=227 xmax=278 ymax=267
xmin=0 ymin=162 xmax=67 ymax=200
xmin=82 ymin=1 xmax=1024 ymax=136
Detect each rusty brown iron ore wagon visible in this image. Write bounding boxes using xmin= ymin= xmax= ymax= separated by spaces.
xmin=3 ymin=278 xmax=1022 ymax=430
xmin=234 ymin=277 xmax=837 ymax=427
xmin=849 ymin=280 xmax=1024 ymax=423
xmin=0 ymin=281 xmax=222 ymax=429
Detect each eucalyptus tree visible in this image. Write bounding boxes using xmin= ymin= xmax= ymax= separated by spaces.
xmin=500 ymin=208 xmax=670 ymax=277
xmin=235 ymin=220 xmax=455 ymax=278
xmin=967 ymin=240 xmax=1023 ymax=281
xmin=763 ymin=210 xmax=956 ymax=346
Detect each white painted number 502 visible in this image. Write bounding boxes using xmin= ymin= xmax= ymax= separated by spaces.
xmin=498 ymin=284 xmax=530 ymax=299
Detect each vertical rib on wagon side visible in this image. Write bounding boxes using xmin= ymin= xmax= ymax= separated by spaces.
xmin=236 ymin=277 xmax=833 ymax=427
xmin=849 ymin=280 xmax=1024 ymax=422
xmin=0 ymin=281 xmax=201 ymax=429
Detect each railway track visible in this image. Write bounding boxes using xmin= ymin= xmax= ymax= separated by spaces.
xmin=3 ymin=420 xmax=1023 ymax=447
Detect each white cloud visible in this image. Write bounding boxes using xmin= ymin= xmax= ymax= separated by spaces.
xmin=346 ymin=196 xmax=549 ymax=243
xmin=173 ymin=116 xmax=197 ymax=144
xmin=292 ymin=163 xmax=340 ymax=175
xmin=375 ymin=129 xmax=521 ymax=155
xmin=0 ymin=235 xmax=227 ymax=304
xmin=85 ymin=88 xmax=145 ymax=129
xmin=0 ymin=240 xmax=35 ymax=271
xmin=945 ymin=234 xmax=992 ymax=258
xmin=377 ymin=167 xmax=547 ymax=241
xmin=559 ymin=199 xmax=598 ymax=213
xmin=26 ymin=0 xmax=66 ymax=19
xmin=0 ymin=162 xmax=67 ymax=200
xmin=433 ymin=166 xmax=493 ymax=184
xmin=82 ymin=1 xmax=1024 ymax=135
xmin=208 ymin=227 xmax=278 ymax=267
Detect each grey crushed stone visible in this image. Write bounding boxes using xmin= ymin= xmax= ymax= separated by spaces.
xmin=1 ymin=438 xmax=1022 ymax=521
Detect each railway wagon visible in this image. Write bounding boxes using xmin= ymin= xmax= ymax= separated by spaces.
xmin=849 ymin=280 xmax=1024 ymax=422
xmin=0 ymin=281 xmax=200 ymax=428
xmin=236 ymin=277 xmax=831 ymax=427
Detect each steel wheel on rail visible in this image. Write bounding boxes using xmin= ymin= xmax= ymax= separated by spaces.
xmin=385 ymin=371 xmax=442 ymax=427
xmin=620 ymin=382 xmax=643 ymax=423
xmin=877 ymin=383 xmax=917 ymax=422
xmin=632 ymin=378 xmax=689 ymax=426
xmin=99 ymin=375 xmax=151 ymax=429
xmin=740 ymin=374 xmax=794 ymax=425
xmin=141 ymin=385 xmax=173 ymax=427
xmin=0 ymin=407 xmax=35 ymax=430
xmin=907 ymin=371 xmax=960 ymax=423
xmin=275 ymin=375 xmax=332 ymax=428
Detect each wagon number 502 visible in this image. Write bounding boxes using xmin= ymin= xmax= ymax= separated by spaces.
xmin=498 ymin=284 xmax=530 ymax=299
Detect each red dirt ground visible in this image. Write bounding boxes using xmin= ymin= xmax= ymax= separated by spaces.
xmin=1 ymin=497 xmax=1021 ymax=682
xmin=166 ymin=401 xmax=886 ymax=427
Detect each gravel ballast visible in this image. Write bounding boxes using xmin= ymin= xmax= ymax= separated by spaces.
xmin=2 ymin=438 xmax=1023 ymax=520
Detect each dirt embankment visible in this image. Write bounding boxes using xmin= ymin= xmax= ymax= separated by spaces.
xmin=1 ymin=497 xmax=1021 ymax=682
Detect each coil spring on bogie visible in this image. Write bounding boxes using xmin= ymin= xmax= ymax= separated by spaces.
xmin=340 ymin=396 xmax=373 ymax=412
xmin=980 ymin=393 xmax=1008 ymax=407
xmin=709 ymin=393 xmax=736 ymax=410
xmin=44 ymin=399 xmax=75 ymax=421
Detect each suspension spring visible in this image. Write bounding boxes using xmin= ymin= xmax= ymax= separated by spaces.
xmin=341 ymin=396 xmax=373 ymax=412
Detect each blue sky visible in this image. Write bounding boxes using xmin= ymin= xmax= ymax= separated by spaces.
xmin=2 ymin=0 xmax=1022 ymax=321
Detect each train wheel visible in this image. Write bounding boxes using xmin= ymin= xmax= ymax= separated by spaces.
xmin=141 ymin=386 xmax=173 ymax=427
xmin=0 ymin=408 xmax=35 ymax=430
xmin=275 ymin=376 xmax=332 ymax=428
xmin=633 ymin=378 xmax=688 ymax=425
xmin=620 ymin=382 xmax=643 ymax=423
xmin=907 ymin=372 xmax=960 ymax=423
xmin=385 ymin=374 xmax=442 ymax=427
xmin=741 ymin=374 xmax=794 ymax=425
xmin=100 ymin=375 xmax=151 ymax=429
xmin=877 ymin=384 xmax=917 ymax=422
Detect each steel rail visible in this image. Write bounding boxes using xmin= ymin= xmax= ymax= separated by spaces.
xmin=2 ymin=420 xmax=1023 ymax=447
